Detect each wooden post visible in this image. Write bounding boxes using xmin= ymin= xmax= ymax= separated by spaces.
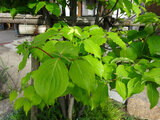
xmin=31 ymin=55 xmax=40 ymax=120
xmin=78 ymin=1 xmax=82 ymax=17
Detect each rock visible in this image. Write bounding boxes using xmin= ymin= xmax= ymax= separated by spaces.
xmin=0 ymin=99 xmax=13 ymax=119
xmin=127 ymin=88 xmax=160 ymax=120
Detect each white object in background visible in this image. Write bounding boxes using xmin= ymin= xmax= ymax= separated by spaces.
xmin=19 ymin=24 xmax=47 ymax=35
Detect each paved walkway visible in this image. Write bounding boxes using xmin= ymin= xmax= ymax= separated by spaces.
xmin=0 ymin=30 xmax=18 ymax=44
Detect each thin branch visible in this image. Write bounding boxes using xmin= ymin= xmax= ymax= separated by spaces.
xmin=58 ymin=97 xmax=67 ymax=118
xmin=98 ymin=0 xmax=119 ymax=24
xmin=68 ymin=96 xmax=74 ymax=120
xmin=35 ymin=47 xmax=54 ymax=59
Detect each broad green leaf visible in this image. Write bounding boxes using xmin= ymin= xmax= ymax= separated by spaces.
xmin=135 ymin=12 xmax=159 ymax=24
xmin=107 ymin=32 xmax=126 ymax=50
xmin=21 ymin=72 xmax=31 ymax=89
xmin=102 ymin=54 xmax=115 ymax=64
xmin=120 ymin=47 xmax=137 ymax=60
xmin=60 ymin=27 xmax=74 ymax=41
xmin=116 ymin=80 xmax=127 ymax=100
xmin=90 ymin=35 xmax=107 ymax=46
xmin=9 ymin=90 xmax=17 ymax=103
xmin=32 ymin=59 xmax=69 ymax=104
xmin=45 ymin=3 xmax=60 ymax=17
xmin=103 ymin=64 xmax=115 ymax=80
xmin=89 ymin=25 xmax=104 ymax=36
xmin=142 ymin=68 xmax=160 ymax=85
xmin=54 ymin=41 xmax=79 ymax=59
xmin=83 ymin=55 xmax=104 ymax=77
xmin=14 ymin=97 xmax=25 ymax=110
xmin=24 ymin=86 xmax=42 ymax=105
xmin=90 ymin=83 xmax=108 ymax=109
xmin=69 ymin=60 xmax=96 ymax=92
xmin=71 ymin=86 xmax=90 ymax=105
xmin=147 ymin=83 xmax=159 ymax=109
xmin=127 ymin=77 xmax=145 ymax=97
xmin=19 ymin=49 xmax=29 ymax=71
xmin=84 ymin=39 xmax=101 ymax=58
xmin=74 ymin=26 xmax=82 ymax=38
xmin=0 ymin=7 xmax=8 ymax=13
xmin=24 ymin=100 xmax=32 ymax=115
xmin=147 ymin=35 xmax=160 ymax=56
xmin=32 ymin=28 xmax=58 ymax=47
xmin=116 ymin=65 xmax=128 ymax=79
xmin=144 ymin=25 xmax=154 ymax=35
xmin=130 ymin=41 xmax=143 ymax=57
xmin=35 ymin=1 xmax=46 ymax=14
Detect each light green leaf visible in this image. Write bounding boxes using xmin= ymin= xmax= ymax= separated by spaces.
xmin=147 ymin=83 xmax=159 ymax=109
xmin=132 ymin=4 xmax=141 ymax=16
xmin=32 ymin=28 xmax=58 ymax=47
xmin=107 ymin=32 xmax=126 ymax=50
xmin=116 ymin=65 xmax=128 ymax=79
xmin=10 ymin=8 xmax=17 ymax=18
xmin=19 ymin=49 xmax=29 ymax=71
xmin=142 ymin=68 xmax=160 ymax=85
xmin=120 ymin=47 xmax=137 ymax=60
xmin=54 ymin=41 xmax=79 ymax=59
xmin=103 ymin=64 xmax=115 ymax=80
xmin=147 ymin=35 xmax=160 ymax=56
xmin=90 ymin=83 xmax=108 ymax=109
xmin=83 ymin=55 xmax=104 ymax=77
xmin=35 ymin=1 xmax=46 ymax=14
xmin=21 ymin=72 xmax=31 ymax=89
xmin=46 ymin=3 xmax=60 ymax=17
xmin=89 ymin=25 xmax=104 ymax=36
xmin=90 ymin=35 xmax=107 ymax=46
xmin=24 ymin=100 xmax=32 ymax=115
xmin=14 ymin=97 xmax=25 ymax=111
xmin=60 ymin=27 xmax=74 ymax=41
xmin=28 ymin=2 xmax=37 ymax=9
xmin=116 ymin=80 xmax=127 ymax=100
xmin=9 ymin=90 xmax=17 ymax=103
xmin=69 ymin=60 xmax=96 ymax=92
xmin=84 ymin=39 xmax=101 ymax=58
xmin=127 ymin=77 xmax=145 ymax=97
xmin=32 ymin=59 xmax=69 ymax=104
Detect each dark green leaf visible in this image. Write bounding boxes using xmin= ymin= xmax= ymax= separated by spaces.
xmin=46 ymin=3 xmax=60 ymax=17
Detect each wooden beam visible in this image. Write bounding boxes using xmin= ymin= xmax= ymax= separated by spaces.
xmin=78 ymin=1 xmax=82 ymax=17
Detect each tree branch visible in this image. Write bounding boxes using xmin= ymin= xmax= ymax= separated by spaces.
xmin=58 ymin=97 xmax=67 ymax=118
xmin=98 ymin=0 xmax=119 ymax=25
xmin=68 ymin=96 xmax=74 ymax=120
xmin=35 ymin=47 xmax=54 ymax=59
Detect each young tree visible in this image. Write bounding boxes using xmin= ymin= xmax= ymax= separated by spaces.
xmin=1 ymin=0 xmax=160 ymax=119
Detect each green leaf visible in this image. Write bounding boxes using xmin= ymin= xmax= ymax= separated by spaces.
xmin=116 ymin=65 xmax=128 ymax=79
xmin=120 ymin=47 xmax=137 ymax=60
xmin=132 ymin=3 xmax=141 ymax=16
xmin=116 ymin=80 xmax=127 ymax=100
xmin=32 ymin=28 xmax=58 ymax=47
xmin=32 ymin=59 xmax=69 ymax=104
xmin=83 ymin=55 xmax=104 ymax=78
xmin=71 ymin=85 xmax=90 ymax=105
xmin=147 ymin=35 xmax=160 ymax=56
xmin=24 ymin=86 xmax=42 ymax=106
xmin=103 ymin=64 xmax=115 ymax=80
xmin=135 ymin=12 xmax=159 ymax=24
xmin=90 ymin=83 xmax=108 ymax=109
xmin=60 ymin=26 xmax=74 ymax=41
xmin=127 ymin=77 xmax=145 ymax=97
xmin=0 ymin=7 xmax=8 ymax=13
xmin=54 ymin=41 xmax=79 ymax=59
xmin=9 ymin=90 xmax=17 ymax=103
xmin=90 ymin=35 xmax=107 ymax=46
xmin=69 ymin=60 xmax=96 ymax=92
xmin=21 ymin=72 xmax=31 ymax=89
xmin=19 ymin=49 xmax=29 ymax=71
xmin=107 ymin=32 xmax=126 ymax=50
xmin=89 ymin=25 xmax=104 ymax=36
xmin=147 ymin=83 xmax=159 ymax=109
xmin=123 ymin=0 xmax=132 ymax=16
xmin=28 ymin=2 xmax=37 ymax=9
xmin=35 ymin=1 xmax=46 ymax=14
xmin=142 ymin=68 xmax=160 ymax=85
xmin=14 ymin=97 xmax=25 ymax=111
xmin=24 ymin=100 xmax=32 ymax=115
xmin=45 ymin=3 xmax=60 ymax=17
xmin=10 ymin=8 xmax=17 ymax=18
xmin=84 ymin=39 xmax=101 ymax=58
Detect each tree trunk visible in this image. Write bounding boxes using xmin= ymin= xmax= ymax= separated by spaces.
xmin=95 ymin=1 xmax=102 ymax=24
xmin=70 ymin=0 xmax=77 ymax=26
xmin=68 ymin=96 xmax=74 ymax=120
xmin=31 ymin=57 xmax=40 ymax=120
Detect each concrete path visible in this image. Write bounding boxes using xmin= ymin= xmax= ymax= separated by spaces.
xmin=0 ymin=30 xmax=21 ymax=44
